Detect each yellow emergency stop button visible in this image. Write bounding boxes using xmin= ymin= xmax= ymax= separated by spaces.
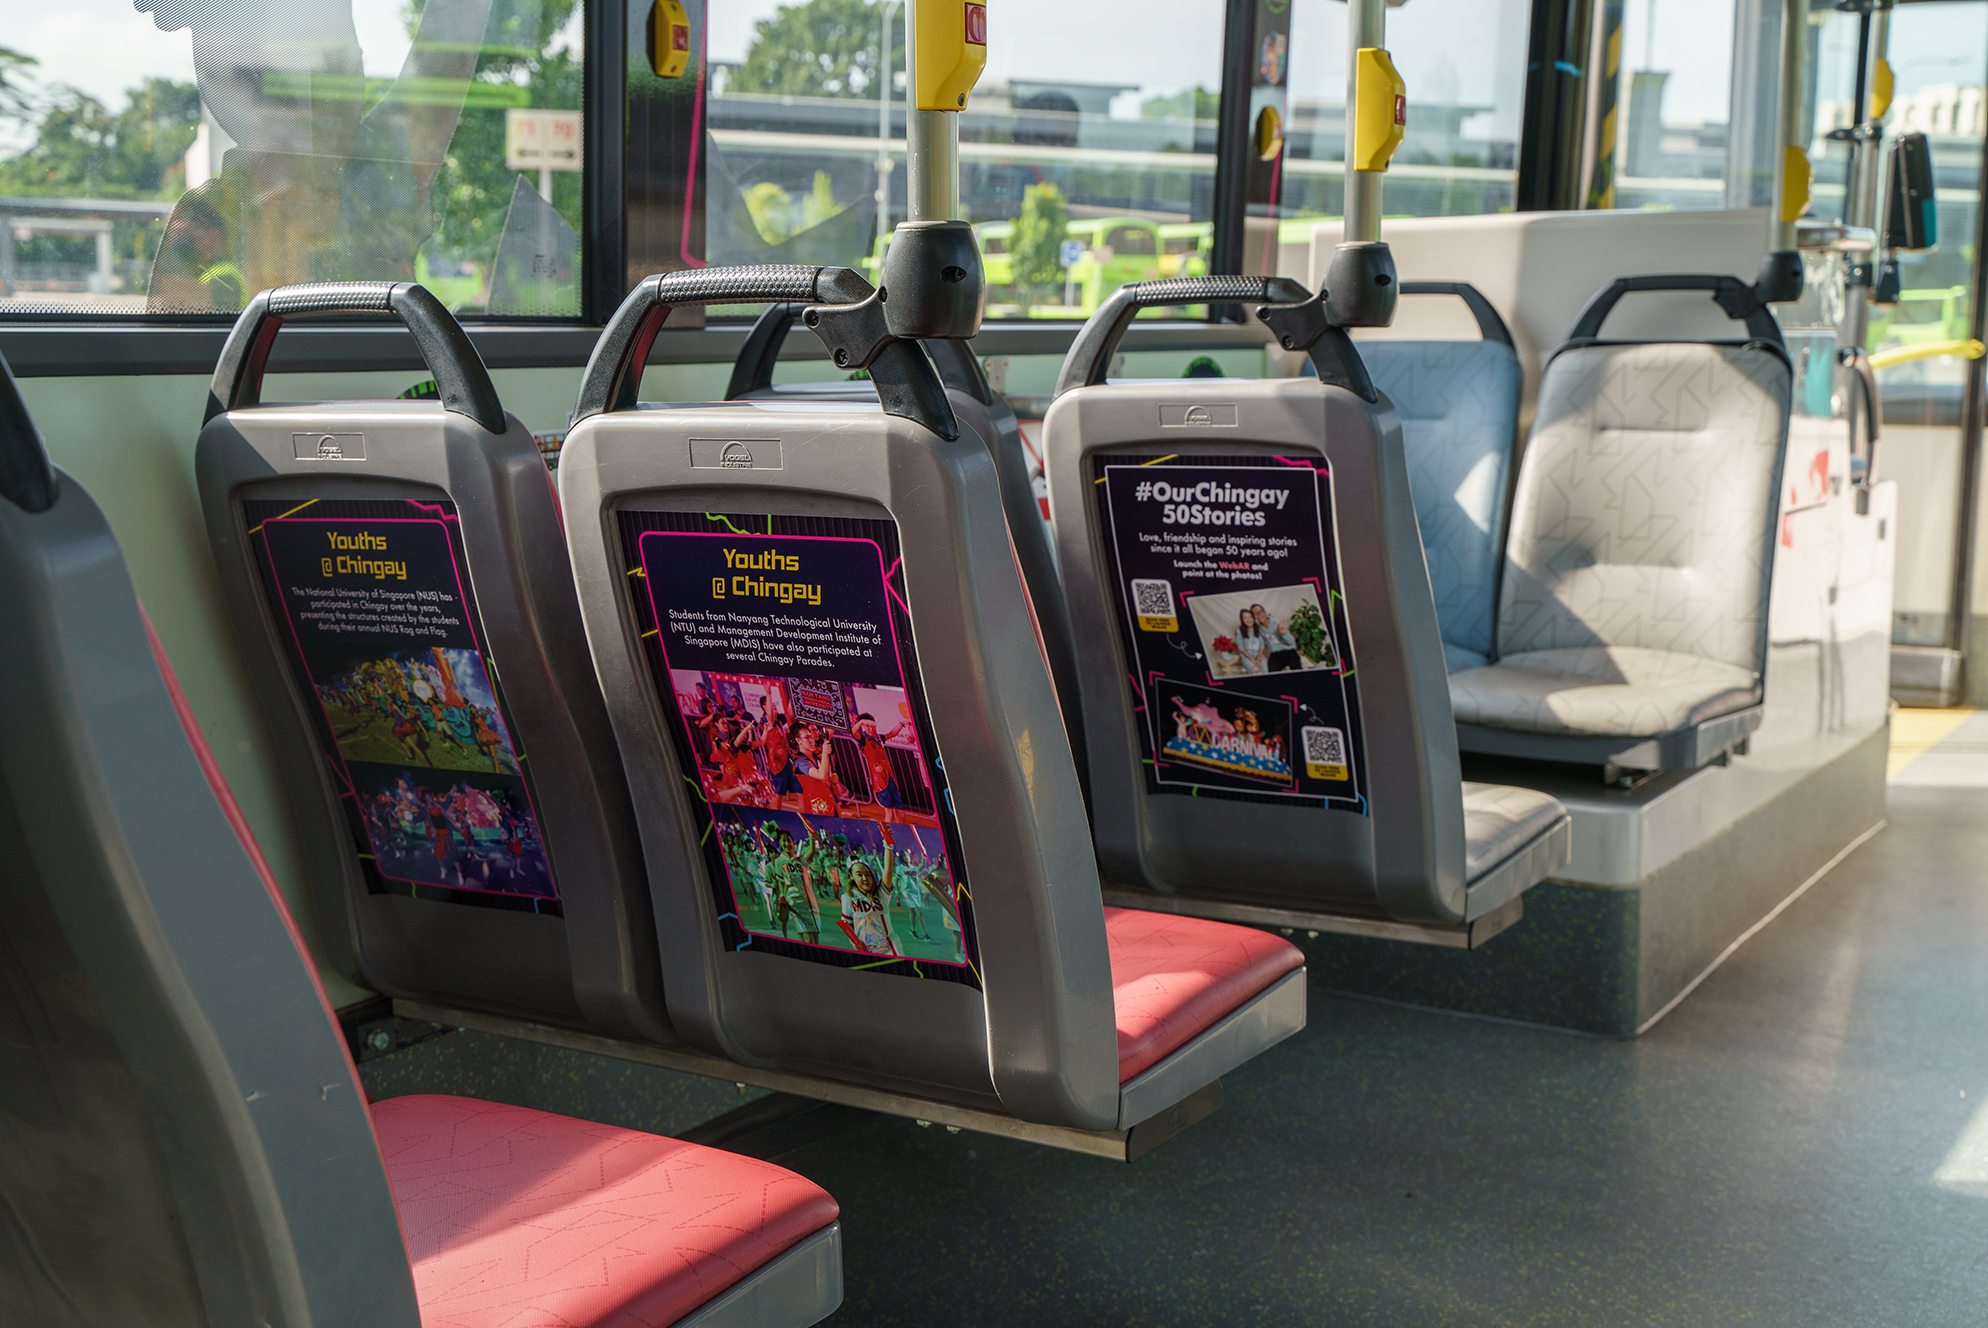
xmin=915 ymin=0 xmax=987 ymax=111
xmin=1353 ymin=47 xmax=1406 ymax=172
xmin=652 ymin=0 xmax=690 ymax=79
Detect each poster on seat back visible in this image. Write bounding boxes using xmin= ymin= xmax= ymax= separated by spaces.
xmin=1094 ymin=456 xmax=1368 ymax=813
xmin=243 ymin=497 xmax=561 ymax=914
xmin=617 ymin=509 xmax=982 ymax=990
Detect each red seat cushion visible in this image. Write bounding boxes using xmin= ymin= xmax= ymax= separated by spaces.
xmin=373 ymin=1095 xmax=838 ymax=1328
xmin=1105 ymin=907 xmax=1305 ymax=1083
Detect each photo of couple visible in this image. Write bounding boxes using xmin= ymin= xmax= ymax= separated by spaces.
xmin=1188 ymin=584 xmax=1338 ymax=679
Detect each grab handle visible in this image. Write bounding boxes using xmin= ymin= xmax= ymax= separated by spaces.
xmin=1054 ymin=276 xmax=1313 ymax=398
xmin=0 ymin=354 xmax=56 ymax=514
xmin=1567 ymin=274 xmax=1785 ymax=347
xmin=1398 ymin=281 xmax=1515 ymax=349
xmin=577 ymin=266 xmax=957 ymax=441
xmin=206 ymin=282 xmax=507 ymax=434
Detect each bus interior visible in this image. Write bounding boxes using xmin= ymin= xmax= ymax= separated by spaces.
xmin=1 ymin=0 xmax=1985 ymax=1323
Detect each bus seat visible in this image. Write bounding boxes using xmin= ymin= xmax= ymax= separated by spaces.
xmin=194 ymin=283 xmax=671 ymax=1046
xmin=1450 ymin=275 xmax=1792 ymax=772
xmin=1043 ymin=277 xmax=1571 ymax=929
xmin=0 ymin=361 xmax=844 ymax=1328
xmin=560 ymin=268 xmax=1305 ymax=1135
xmin=1357 ymin=281 xmax=1522 ymax=673
xmin=724 ymin=303 xmax=1085 ymax=763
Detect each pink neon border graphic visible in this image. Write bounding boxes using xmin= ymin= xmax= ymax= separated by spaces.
xmin=636 ymin=526 xmax=971 ymax=969
xmin=259 ymin=512 xmax=560 ymax=903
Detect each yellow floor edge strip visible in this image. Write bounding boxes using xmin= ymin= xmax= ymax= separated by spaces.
xmin=1888 ymin=706 xmax=1978 ymax=779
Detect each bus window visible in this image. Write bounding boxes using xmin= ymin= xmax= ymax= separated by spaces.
xmin=1585 ymin=0 xmax=1738 ymax=211
xmin=705 ymin=0 xmax=1224 ymax=318
xmin=1284 ymin=0 xmax=1530 ymax=219
xmin=0 ymin=0 xmax=586 ymax=316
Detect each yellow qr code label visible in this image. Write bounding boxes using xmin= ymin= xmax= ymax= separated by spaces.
xmin=1302 ymin=726 xmax=1348 ymax=782
xmin=1130 ymin=577 xmax=1177 ymax=632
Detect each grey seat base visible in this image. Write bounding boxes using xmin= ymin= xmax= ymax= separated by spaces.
xmin=394 ymin=998 xmax=1238 ymax=1163
xmin=1116 ymin=967 xmax=1307 ymax=1129
xmin=1100 ymin=886 xmax=1531 ymax=951
xmin=678 ymin=1221 xmax=844 ymax=1328
xmin=1456 ymin=705 xmax=1765 ymax=773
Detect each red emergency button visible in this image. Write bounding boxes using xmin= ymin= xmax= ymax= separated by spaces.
xmin=1393 ymin=94 xmax=1406 ymax=125
xmin=965 ymin=2 xmax=987 ymax=45
xmin=672 ymin=22 xmax=689 ymax=51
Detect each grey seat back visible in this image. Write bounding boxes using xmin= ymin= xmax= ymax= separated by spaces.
xmin=1358 ymin=282 xmax=1522 ymax=673
xmin=0 ymin=359 xmax=420 ymax=1328
xmin=561 ymin=268 xmax=1120 ymax=1131
xmin=1044 ymin=277 xmax=1481 ymax=925
xmin=1498 ymin=278 xmax=1792 ymax=674
xmin=195 ymin=283 xmax=669 ymax=1044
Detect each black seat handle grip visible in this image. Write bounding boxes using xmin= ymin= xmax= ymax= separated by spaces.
xmin=205 ymin=282 xmax=507 ymax=434
xmin=1568 ymin=274 xmax=1785 ymax=346
xmin=726 ymin=301 xmax=997 ymax=407
xmin=1053 ymin=275 xmax=1313 ymax=399
xmin=577 ymin=266 xmax=958 ymax=442
xmin=1397 ymin=281 xmax=1516 ymax=349
xmin=0 ymin=353 xmax=56 ymax=514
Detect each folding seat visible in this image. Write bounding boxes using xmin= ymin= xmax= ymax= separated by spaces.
xmin=194 ymin=283 xmax=670 ymax=1043
xmin=1449 ymin=274 xmax=1792 ymax=773
xmin=0 ymin=360 xmax=843 ymax=1327
xmin=1042 ymin=276 xmax=1571 ymax=928
xmin=1357 ymin=281 xmax=1523 ymax=673
xmin=560 ymin=267 xmax=1306 ymax=1135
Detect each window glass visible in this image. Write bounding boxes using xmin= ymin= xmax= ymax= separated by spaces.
xmin=1282 ymin=0 xmax=1529 ymax=218
xmin=0 ymin=0 xmax=584 ymax=315
xmin=705 ymin=0 xmax=1224 ymax=318
xmin=1593 ymin=0 xmax=1738 ymax=210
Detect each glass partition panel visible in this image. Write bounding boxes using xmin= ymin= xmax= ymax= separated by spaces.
xmin=705 ymin=0 xmax=1224 ymax=318
xmin=0 ymin=0 xmax=585 ymax=316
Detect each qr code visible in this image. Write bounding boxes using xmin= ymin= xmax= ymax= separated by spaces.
xmin=1131 ymin=578 xmax=1175 ymax=618
xmin=1302 ymin=726 xmax=1349 ymax=780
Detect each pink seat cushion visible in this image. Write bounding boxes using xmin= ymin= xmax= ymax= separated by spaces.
xmin=373 ymin=1095 xmax=838 ymax=1328
xmin=1106 ymin=907 xmax=1305 ymax=1083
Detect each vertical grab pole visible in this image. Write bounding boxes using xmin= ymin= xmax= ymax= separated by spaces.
xmin=878 ymin=0 xmax=986 ymax=338
xmin=1758 ymin=0 xmax=1810 ymax=301
xmin=1843 ymin=4 xmax=1892 ymax=353
xmin=1325 ymin=0 xmax=1403 ymax=327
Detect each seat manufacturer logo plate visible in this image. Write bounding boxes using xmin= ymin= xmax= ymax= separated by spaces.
xmin=1159 ymin=404 xmax=1238 ymax=428
xmin=690 ymin=438 xmax=783 ymax=470
xmin=293 ymin=432 xmax=366 ymax=461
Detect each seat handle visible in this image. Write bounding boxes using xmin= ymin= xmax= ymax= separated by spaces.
xmin=725 ymin=302 xmax=997 ymax=407
xmin=1053 ymin=276 xmax=1314 ymax=398
xmin=205 ymin=282 xmax=507 ymax=434
xmin=578 ymin=266 xmax=958 ymax=441
xmin=1567 ymin=274 xmax=1785 ymax=346
xmin=1397 ymin=281 xmax=1516 ymax=349
xmin=0 ymin=354 xmax=56 ymax=514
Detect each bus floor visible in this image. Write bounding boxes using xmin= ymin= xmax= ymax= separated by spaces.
xmin=359 ymin=728 xmax=1988 ymax=1326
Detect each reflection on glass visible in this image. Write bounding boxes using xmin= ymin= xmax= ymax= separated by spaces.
xmin=0 ymin=0 xmax=583 ymax=314
xmin=704 ymin=0 xmax=1222 ymax=318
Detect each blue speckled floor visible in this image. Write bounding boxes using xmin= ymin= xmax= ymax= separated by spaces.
xmin=363 ymin=782 xmax=1988 ymax=1325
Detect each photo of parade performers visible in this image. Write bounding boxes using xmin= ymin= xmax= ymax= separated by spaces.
xmin=353 ymin=766 xmax=556 ymax=899
xmin=1187 ymin=584 xmax=1339 ymax=678
xmin=712 ymin=807 xmax=967 ymax=966
xmin=670 ymin=670 xmax=940 ymax=826
xmin=310 ymin=645 xmax=523 ymax=777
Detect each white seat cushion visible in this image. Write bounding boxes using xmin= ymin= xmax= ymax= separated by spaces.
xmin=1461 ymin=782 xmax=1567 ymax=884
xmin=1449 ymin=646 xmax=1760 ymax=738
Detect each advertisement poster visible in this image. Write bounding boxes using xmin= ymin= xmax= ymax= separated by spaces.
xmin=1093 ymin=455 xmax=1367 ymax=812
xmin=243 ymin=497 xmax=560 ymax=913
xmin=618 ymin=510 xmax=980 ymax=987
